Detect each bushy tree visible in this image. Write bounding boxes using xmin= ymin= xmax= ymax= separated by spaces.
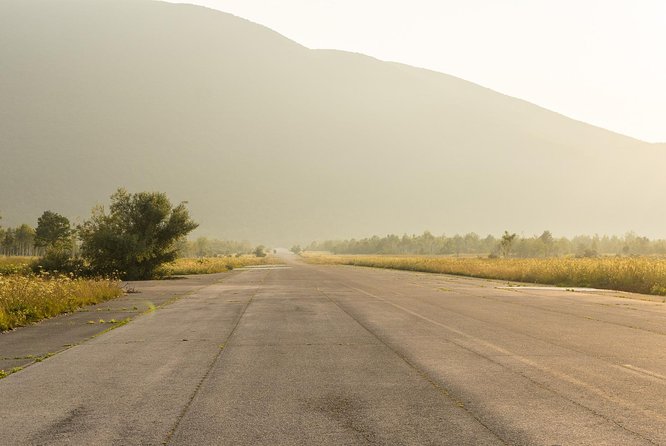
xmin=79 ymin=189 xmax=198 ymax=279
xmin=253 ymin=245 xmax=266 ymax=258
xmin=35 ymin=211 xmax=72 ymax=249
xmin=290 ymin=245 xmax=302 ymax=254
xmin=32 ymin=211 xmax=79 ymax=273
xmin=499 ymin=231 xmax=517 ymax=258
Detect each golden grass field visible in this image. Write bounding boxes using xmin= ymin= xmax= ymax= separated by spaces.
xmin=158 ymin=255 xmax=281 ymax=276
xmin=303 ymin=253 xmax=666 ymax=296
xmin=0 ymin=274 xmax=122 ymax=331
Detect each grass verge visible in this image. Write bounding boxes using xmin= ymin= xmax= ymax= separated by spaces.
xmin=159 ymin=256 xmax=281 ymax=276
xmin=0 ymin=274 xmax=123 ymax=331
xmin=303 ymin=253 xmax=666 ymax=296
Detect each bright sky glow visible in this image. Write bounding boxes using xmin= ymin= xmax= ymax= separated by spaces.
xmin=161 ymin=0 xmax=666 ymax=143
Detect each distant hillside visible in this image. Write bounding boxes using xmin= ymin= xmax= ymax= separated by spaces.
xmin=1 ymin=0 xmax=664 ymax=244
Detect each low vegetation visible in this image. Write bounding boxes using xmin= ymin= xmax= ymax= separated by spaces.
xmin=0 ymin=274 xmax=122 ymax=331
xmin=158 ymin=255 xmax=280 ymax=276
xmin=0 ymin=256 xmax=33 ymax=275
xmin=304 ymin=253 xmax=666 ymax=296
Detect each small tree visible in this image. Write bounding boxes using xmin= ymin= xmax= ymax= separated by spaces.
xmin=253 ymin=245 xmax=266 ymax=258
xmin=290 ymin=245 xmax=302 ymax=254
xmin=2 ymin=229 xmax=15 ymax=256
xmin=194 ymin=237 xmax=211 ymax=257
xmin=33 ymin=211 xmax=85 ymax=274
xmin=499 ymin=231 xmax=517 ymax=258
xmin=35 ymin=211 xmax=71 ymax=249
xmin=538 ymin=230 xmax=554 ymax=257
xmin=79 ymin=189 xmax=198 ymax=279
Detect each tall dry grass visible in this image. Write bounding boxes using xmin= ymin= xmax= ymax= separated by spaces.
xmin=0 ymin=274 xmax=122 ymax=331
xmin=304 ymin=253 xmax=666 ymax=296
xmin=159 ymin=255 xmax=281 ymax=276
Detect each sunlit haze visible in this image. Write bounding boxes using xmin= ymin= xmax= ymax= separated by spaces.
xmin=162 ymin=0 xmax=666 ymax=143
xmin=2 ymin=0 xmax=666 ymax=243
xmin=3 ymin=2 xmax=666 ymax=441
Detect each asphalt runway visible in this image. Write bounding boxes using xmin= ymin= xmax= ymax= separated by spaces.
xmin=1 ymin=257 xmax=665 ymax=445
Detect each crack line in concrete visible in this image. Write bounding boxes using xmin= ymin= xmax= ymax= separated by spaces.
xmin=162 ymin=269 xmax=271 ymax=445
xmin=321 ymin=273 xmax=660 ymax=445
xmin=316 ymin=285 xmax=510 ymax=446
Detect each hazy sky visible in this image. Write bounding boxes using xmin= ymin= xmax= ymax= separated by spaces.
xmin=161 ymin=0 xmax=665 ymax=143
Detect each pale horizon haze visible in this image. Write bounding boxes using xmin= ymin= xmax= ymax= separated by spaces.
xmin=162 ymin=0 xmax=666 ymax=143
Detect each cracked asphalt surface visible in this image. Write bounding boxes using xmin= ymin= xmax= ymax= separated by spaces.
xmin=1 ymin=256 xmax=665 ymax=445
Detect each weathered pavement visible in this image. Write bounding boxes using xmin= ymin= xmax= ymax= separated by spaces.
xmin=1 ymin=259 xmax=665 ymax=445
xmin=0 ymin=274 xmax=226 ymax=373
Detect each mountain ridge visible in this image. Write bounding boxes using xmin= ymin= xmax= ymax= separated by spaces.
xmin=1 ymin=0 xmax=664 ymax=244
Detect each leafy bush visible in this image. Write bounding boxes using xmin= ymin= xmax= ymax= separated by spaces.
xmin=31 ymin=249 xmax=85 ymax=276
xmin=79 ymin=189 xmax=198 ymax=279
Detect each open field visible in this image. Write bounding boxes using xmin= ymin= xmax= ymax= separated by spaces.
xmin=158 ymin=255 xmax=282 ymax=276
xmin=303 ymin=252 xmax=666 ymax=296
xmin=0 ymin=274 xmax=122 ymax=331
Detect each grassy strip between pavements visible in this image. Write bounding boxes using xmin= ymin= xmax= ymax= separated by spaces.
xmin=158 ymin=255 xmax=282 ymax=276
xmin=0 ymin=255 xmax=275 ymax=379
xmin=0 ymin=274 xmax=123 ymax=332
xmin=0 ymin=255 xmax=277 ymax=335
xmin=0 ymin=255 xmax=277 ymax=332
xmin=0 ymin=255 xmax=283 ymax=278
xmin=0 ymin=278 xmax=209 ymax=380
xmin=303 ymin=253 xmax=666 ymax=297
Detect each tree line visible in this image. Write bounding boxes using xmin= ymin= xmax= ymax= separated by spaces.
xmin=306 ymin=230 xmax=666 ymax=258
xmin=179 ymin=238 xmax=255 ymax=258
xmin=1 ymin=189 xmax=198 ymax=279
xmin=0 ymin=223 xmax=41 ymax=256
